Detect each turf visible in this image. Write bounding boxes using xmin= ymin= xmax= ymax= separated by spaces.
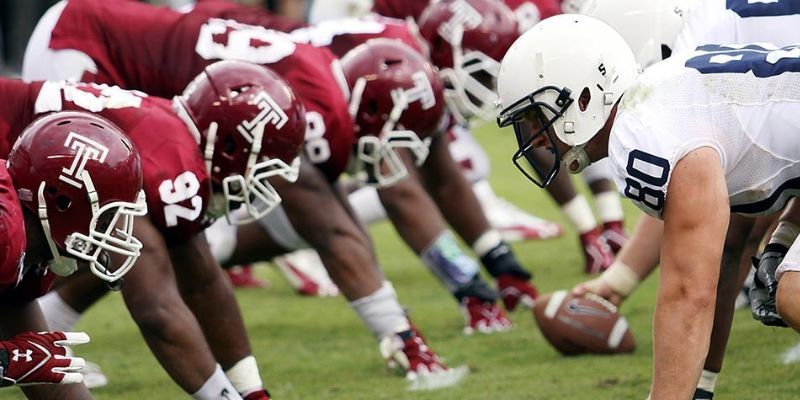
xmin=3 ymin=124 xmax=799 ymax=399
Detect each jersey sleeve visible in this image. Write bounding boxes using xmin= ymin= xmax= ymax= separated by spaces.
xmin=0 ymin=165 xmax=25 ymax=294
xmin=608 ymin=110 xmax=724 ymax=218
xmin=672 ymin=0 xmax=733 ymax=54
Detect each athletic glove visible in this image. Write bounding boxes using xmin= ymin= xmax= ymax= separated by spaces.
xmin=0 ymin=331 xmax=89 ymax=386
xmin=750 ymin=244 xmax=788 ymax=327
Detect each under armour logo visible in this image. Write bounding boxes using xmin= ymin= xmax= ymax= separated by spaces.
xmin=237 ymin=91 xmax=289 ymax=144
xmin=391 ymin=71 xmax=436 ymax=111
xmin=12 ymin=349 xmax=33 ymax=362
xmin=438 ymin=0 xmax=482 ymax=45
xmin=60 ymin=132 xmax=109 ymax=189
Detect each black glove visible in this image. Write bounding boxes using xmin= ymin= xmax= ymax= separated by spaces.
xmin=749 ymin=243 xmax=788 ymax=328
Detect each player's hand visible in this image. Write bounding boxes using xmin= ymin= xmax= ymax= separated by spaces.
xmin=750 ymin=245 xmax=788 ymax=327
xmin=497 ymin=274 xmax=537 ymax=311
xmin=572 ymin=276 xmax=624 ymax=306
xmin=0 ymin=331 xmax=90 ymax=386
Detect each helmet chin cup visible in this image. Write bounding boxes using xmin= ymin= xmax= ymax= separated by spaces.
xmin=563 ymin=145 xmax=591 ymax=174
xmin=222 ymin=157 xmax=299 ymax=225
xmin=356 ymin=130 xmax=431 ymax=188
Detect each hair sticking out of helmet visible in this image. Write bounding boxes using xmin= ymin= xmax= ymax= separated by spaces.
xmin=416 ymin=0 xmax=519 ymax=124
xmin=173 ymin=60 xmax=306 ymax=225
xmin=341 ymin=39 xmax=446 ymax=188
xmin=496 ymin=14 xmax=639 ymax=187
xmin=582 ymin=0 xmax=700 ymax=68
xmin=7 ymin=111 xmax=147 ymax=283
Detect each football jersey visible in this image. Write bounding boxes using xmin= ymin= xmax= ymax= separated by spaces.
xmin=288 ymin=16 xmax=424 ymax=57
xmin=609 ymin=44 xmax=800 ymax=218
xmin=192 ymin=0 xmax=307 ymax=32
xmin=0 ymin=162 xmax=26 ymax=295
xmin=0 ymin=78 xmax=211 ymax=245
xmin=48 ymin=0 xmax=354 ymax=181
xmin=674 ymin=0 xmax=800 ymax=53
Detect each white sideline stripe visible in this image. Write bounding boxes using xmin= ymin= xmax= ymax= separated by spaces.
xmin=545 ymin=290 xmax=568 ymax=319
xmin=608 ymin=317 xmax=628 ymax=349
xmin=780 ymin=342 xmax=800 ymax=365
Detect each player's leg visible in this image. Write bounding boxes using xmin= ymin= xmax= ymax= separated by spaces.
xmin=21 ymin=1 xmax=98 ymax=82
xmin=419 ymin=136 xmax=538 ymax=312
xmin=120 ymin=217 xmax=239 ymax=398
xmin=171 ymin=233 xmax=270 ymax=399
xmin=582 ymin=159 xmax=627 ymax=253
xmin=777 ymin=271 xmax=800 ymax=332
xmin=38 ymin=271 xmax=110 ymax=332
xmin=536 ymin=149 xmax=613 ymax=273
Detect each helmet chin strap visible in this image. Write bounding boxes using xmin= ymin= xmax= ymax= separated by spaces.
xmin=563 ymin=145 xmax=592 ymax=174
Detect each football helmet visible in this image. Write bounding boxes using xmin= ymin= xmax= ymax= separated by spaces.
xmin=341 ymin=39 xmax=446 ymax=187
xmin=496 ymin=15 xmax=639 ymax=187
xmin=417 ymin=0 xmax=518 ymax=123
xmin=174 ymin=60 xmax=306 ymax=224
xmin=582 ymin=0 xmax=699 ymax=68
xmin=7 ymin=111 xmax=147 ymax=282
xmin=372 ymin=0 xmax=431 ymax=21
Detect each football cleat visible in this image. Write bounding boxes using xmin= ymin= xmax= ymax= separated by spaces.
xmin=81 ymin=360 xmax=109 ymax=389
xmin=693 ymin=388 xmax=714 ymax=399
xmin=601 ymin=220 xmax=627 ymax=255
xmin=379 ymin=330 xmax=468 ymax=391
xmin=497 ymin=274 xmax=538 ymax=311
xmin=225 ymin=265 xmax=270 ymax=289
xmin=580 ymin=228 xmax=614 ymax=274
xmin=272 ymin=249 xmax=340 ymax=297
xmin=475 ymin=185 xmax=563 ymax=242
xmin=460 ymin=297 xmax=512 ymax=335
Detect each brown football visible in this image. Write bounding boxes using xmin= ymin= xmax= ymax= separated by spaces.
xmin=533 ymin=290 xmax=635 ymax=355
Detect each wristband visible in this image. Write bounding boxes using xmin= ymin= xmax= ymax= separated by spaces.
xmin=600 ymin=260 xmax=640 ymax=298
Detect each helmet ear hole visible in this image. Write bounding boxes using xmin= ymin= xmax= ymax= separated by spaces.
xmin=578 ymin=87 xmax=591 ymax=112
xmin=661 ymin=44 xmax=672 ymax=61
xmin=366 ymin=99 xmax=379 ymax=116
xmin=383 ymin=58 xmax=403 ymax=68
xmin=55 ymin=195 xmax=72 ymax=212
xmin=222 ymin=134 xmax=237 ymax=157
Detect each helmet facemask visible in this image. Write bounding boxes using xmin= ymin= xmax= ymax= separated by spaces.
xmin=440 ymin=49 xmax=502 ymax=125
xmin=350 ymin=77 xmax=433 ymax=188
xmin=37 ymin=171 xmax=147 ymax=283
xmin=497 ymin=86 xmax=574 ymax=188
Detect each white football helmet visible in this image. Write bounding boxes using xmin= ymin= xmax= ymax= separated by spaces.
xmin=496 ymin=14 xmax=639 ymax=187
xmin=582 ymin=0 xmax=699 ymax=68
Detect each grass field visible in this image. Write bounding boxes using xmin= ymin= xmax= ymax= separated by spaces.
xmin=3 ymin=124 xmax=800 ymax=399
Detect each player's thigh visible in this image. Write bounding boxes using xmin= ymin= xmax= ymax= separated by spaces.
xmin=776 ymin=271 xmax=800 ymax=323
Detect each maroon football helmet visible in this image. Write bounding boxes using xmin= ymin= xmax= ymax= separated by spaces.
xmin=341 ymin=39 xmax=446 ymax=187
xmin=173 ymin=60 xmax=306 ymax=224
xmin=6 ymin=111 xmax=147 ymax=283
xmin=372 ymin=0 xmax=431 ymax=21
xmin=417 ymin=0 xmax=519 ymax=123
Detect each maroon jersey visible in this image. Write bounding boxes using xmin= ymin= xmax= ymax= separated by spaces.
xmin=49 ymin=0 xmax=354 ymax=181
xmin=0 ymin=78 xmax=210 ymax=245
xmin=193 ymin=0 xmax=307 ymax=32
xmin=288 ymin=16 xmax=425 ymax=58
xmin=0 ymin=163 xmax=26 ymax=295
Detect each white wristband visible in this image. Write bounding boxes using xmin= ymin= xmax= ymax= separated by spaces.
xmin=600 ymin=261 xmax=640 ymax=298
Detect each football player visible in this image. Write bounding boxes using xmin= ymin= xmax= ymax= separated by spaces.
xmin=24 ymin=0 xmax=466 ymax=386
xmin=16 ymin=61 xmax=304 ymax=398
xmin=0 ymin=110 xmax=146 ymax=399
xmin=226 ymin=2 xmax=539 ymax=331
xmin=496 ymin=14 xmax=800 ymax=400
xmin=568 ymin=1 xmax=800 ymax=397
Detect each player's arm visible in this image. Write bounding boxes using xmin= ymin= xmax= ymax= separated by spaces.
xmin=651 ymin=147 xmax=729 ymax=400
xmin=276 ymin=156 xmax=383 ymax=300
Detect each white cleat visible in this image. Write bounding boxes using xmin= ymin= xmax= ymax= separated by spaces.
xmin=272 ymin=249 xmax=340 ymax=297
xmin=82 ymin=360 xmax=109 ymax=389
xmin=473 ymin=180 xmax=562 ymax=243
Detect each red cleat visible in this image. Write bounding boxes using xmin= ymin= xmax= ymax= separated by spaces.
xmin=226 ymin=265 xmax=270 ymax=289
xmin=580 ymin=228 xmax=614 ymax=274
xmin=601 ymin=220 xmax=627 ymax=255
xmin=460 ymin=297 xmax=512 ymax=335
xmin=242 ymin=389 xmax=270 ymax=400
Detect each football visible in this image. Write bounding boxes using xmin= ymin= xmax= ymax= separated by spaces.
xmin=533 ymin=290 xmax=636 ymax=356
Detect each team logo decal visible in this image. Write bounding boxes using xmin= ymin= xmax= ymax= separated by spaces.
xmin=60 ymin=132 xmax=109 ymax=189
xmin=438 ymin=0 xmax=483 ymax=44
xmin=237 ymin=92 xmax=288 ymax=143
xmin=391 ymin=71 xmax=436 ymax=110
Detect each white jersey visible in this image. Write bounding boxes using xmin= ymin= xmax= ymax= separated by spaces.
xmin=674 ymin=0 xmax=800 ymax=53
xmin=608 ymin=44 xmax=800 ymax=218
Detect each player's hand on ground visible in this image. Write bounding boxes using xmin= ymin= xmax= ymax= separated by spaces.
xmin=572 ymin=276 xmax=624 ymax=306
xmin=460 ymin=297 xmax=512 ymax=335
xmin=750 ymin=245 xmax=789 ymax=327
xmin=497 ymin=274 xmax=537 ymax=311
xmin=0 ymin=331 xmax=90 ymax=386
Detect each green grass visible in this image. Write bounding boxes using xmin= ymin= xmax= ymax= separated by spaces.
xmin=3 ymin=124 xmax=800 ymax=399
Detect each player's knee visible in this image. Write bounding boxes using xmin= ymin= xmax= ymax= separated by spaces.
xmin=777 ymin=273 xmax=800 ymax=331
